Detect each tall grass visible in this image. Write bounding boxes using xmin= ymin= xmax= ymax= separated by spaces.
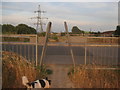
xmin=68 ymin=65 xmax=119 ymax=88
xmin=2 ymin=51 xmax=51 ymax=88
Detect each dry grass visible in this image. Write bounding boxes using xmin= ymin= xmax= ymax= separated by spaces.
xmin=2 ymin=51 xmax=47 ymax=88
xmin=87 ymin=38 xmax=119 ymax=44
xmin=58 ymin=36 xmax=67 ymax=42
xmin=58 ymin=36 xmax=119 ymax=45
xmin=68 ymin=65 xmax=119 ymax=88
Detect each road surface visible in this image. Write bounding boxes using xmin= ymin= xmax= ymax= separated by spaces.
xmin=2 ymin=44 xmax=119 ymax=65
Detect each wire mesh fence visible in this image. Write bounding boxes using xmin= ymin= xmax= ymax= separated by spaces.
xmin=84 ymin=37 xmax=119 ymax=67
xmin=45 ymin=36 xmax=120 ymax=69
xmin=2 ymin=34 xmax=39 ymax=66
xmin=1 ymin=34 xmax=120 ymax=69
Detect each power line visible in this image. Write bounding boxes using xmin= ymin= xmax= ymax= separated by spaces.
xmin=31 ymin=5 xmax=48 ymax=33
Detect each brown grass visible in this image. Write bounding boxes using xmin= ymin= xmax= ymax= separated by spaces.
xmin=68 ymin=65 xmax=119 ymax=88
xmin=87 ymin=38 xmax=119 ymax=44
xmin=2 ymin=51 xmax=41 ymax=88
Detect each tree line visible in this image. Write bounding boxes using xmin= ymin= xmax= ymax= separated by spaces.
xmin=2 ymin=24 xmax=37 ymax=34
xmin=71 ymin=26 xmax=100 ymax=36
xmin=1 ymin=23 xmax=120 ymax=36
xmin=71 ymin=25 xmax=120 ymax=37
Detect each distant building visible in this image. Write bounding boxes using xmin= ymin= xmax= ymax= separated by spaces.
xmin=100 ymin=31 xmax=115 ymax=37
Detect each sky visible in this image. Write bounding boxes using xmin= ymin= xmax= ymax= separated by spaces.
xmin=2 ymin=0 xmax=119 ymax=2
xmin=1 ymin=1 xmax=119 ymax=32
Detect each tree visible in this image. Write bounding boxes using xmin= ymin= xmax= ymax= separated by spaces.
xmin=2 ymin=24 xmax=16 ymax=34
xmin=114 ymin=25 xmax=120 ymax=36
xmin=72 ymin=26 xmax=84 ymax=34
xmin=16 ymin=24 xmax=36 ymax=34
xmin=2 ymin=24 xmax=37 ymax=34
xmin=0 ymin=24 xmax=2 ymax=34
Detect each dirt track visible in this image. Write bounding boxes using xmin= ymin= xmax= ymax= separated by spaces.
xmin=47 ymin=64 xmax=74 ymax=88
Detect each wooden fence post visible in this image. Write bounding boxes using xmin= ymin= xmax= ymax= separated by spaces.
xmin=64 ymin=21 xmax=76 ymax=69
xmin=36 ymin=35 xmax=38 ymax=66
xmin=40 ymin=22 xmax=52 ymax=66
xmin=84 ymin=38 xmax=87 ymax=65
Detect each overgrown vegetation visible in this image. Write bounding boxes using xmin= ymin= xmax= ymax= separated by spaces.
xmin=35 ymin=65 xmax=53 ymax=79
xmin=2 ymin=51 xmax=51 ymax=88
xmin=37 ymin=32 xmax=46 ymax=37
xmin=68 ymin=65 xmax=119 ymax=88
xmin=48 ymin=33 xmax=59 ymax=42
xmin=50 ymin=35 xmax=58 ymax=41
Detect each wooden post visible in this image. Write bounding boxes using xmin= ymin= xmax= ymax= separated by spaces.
xmin=40 ymin=22 xmax=52 ymax=66
xmin=36 ymin=35 xmax=38 ymax=66
xmin=64 ymin=21 xmax=75 ymax=69
xmin=84 ymin=39 xmax=87 ymax=65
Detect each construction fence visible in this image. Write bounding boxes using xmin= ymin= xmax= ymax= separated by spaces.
xmin=1 ymin=34 xmax=120 ymax=68
xmin=1 ymin=22 xmax=119 ymax=69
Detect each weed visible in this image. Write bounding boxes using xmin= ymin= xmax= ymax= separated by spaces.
xmin=35 ymin=65 xmax=53 ymax=79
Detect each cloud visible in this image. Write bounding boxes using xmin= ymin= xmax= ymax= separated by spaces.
xmin=2 ymin=5 xmax=23 ymax=11
xmin=2 ymin=2 xmax=38 ymax=13
xmin=1 ymin=2 xmax=118 ymax=32
xmin=45 ymin=3 xmax=117 ymax=18
xmin=2 ymin=12 xmax=33 ymax=25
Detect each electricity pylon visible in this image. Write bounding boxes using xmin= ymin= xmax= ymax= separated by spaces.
xmin=31 ymin=5 xmax=48 ymax=33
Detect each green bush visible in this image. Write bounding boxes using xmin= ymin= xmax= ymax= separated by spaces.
xmin=35 ymin=65 xmax=53 ymax=79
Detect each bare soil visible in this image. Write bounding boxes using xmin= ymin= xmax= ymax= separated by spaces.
xmin=47 ymin=64 xmax=74 ymax=88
